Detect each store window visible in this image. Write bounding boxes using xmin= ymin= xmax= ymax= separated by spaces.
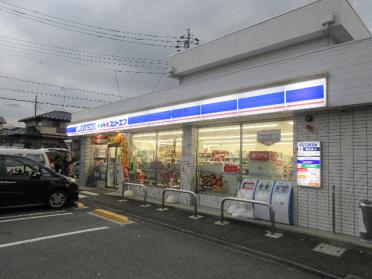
xmin=90 ymin=136 xmax=108 ymax=187
xmin=242 ymin=121 xmax=293 ymax=181
xmin=156 ymin=130 xmax=182 ymax=187
xmin=197 ymin=125 xmax=241 ymax=194
xmin=197 ymin=120 xmax=293 ymax=195
xmin=131 ymin=133 xmax=157 ymax=186
xmin=130 ymin=130 xmax=182 ymax=187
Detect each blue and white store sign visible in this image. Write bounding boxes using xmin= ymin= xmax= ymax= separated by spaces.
xmin=67 ymin=78 xmax=327 ymax=136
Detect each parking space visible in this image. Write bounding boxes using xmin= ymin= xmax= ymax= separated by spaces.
xmin=0 ymin=206 xmax=127 ymax=250
xmin=0 ymin=205 xmax=319 ymax=279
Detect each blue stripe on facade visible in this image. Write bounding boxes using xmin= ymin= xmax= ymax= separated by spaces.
xmin=66 ymin=127 xmax=76 ymax=133
xmin=238 ymin=92 xmax=284 ymax=109
xmin=201 ymin=99 xmax=237 ymax=115
xmin=286 ymin=85 xmax=324 ymax=103
xmin=172 ymin=105 xmax=201 ymax=119
xmin=128 ymin=110 xmax=172 ymax=125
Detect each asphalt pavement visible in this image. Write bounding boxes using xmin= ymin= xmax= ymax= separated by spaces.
xmin=0 ymin=205 xmax=320 ymax=279
xmin=78 ymin=189 xmax=372 ymax=279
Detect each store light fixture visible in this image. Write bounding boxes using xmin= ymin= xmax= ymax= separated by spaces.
xmin=133 ymin=140 xmax=156 ymax=144
xmin=132 ymin=133 xmax=156 ymax=138
xmin=199 ymin=124 xmax=279 ymax=133
xmin=288 ymin=121 xmax=294 ymax=125
xmin=158 ymin=131 xmax=183 ymax=136
xmin=243 ymin=124 xmax=278 ymax=129
xmin=199 ymin=126 xmax=240 ymax=133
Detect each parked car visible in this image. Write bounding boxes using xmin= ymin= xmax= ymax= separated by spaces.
xmin=0 ymin=154 xmax=78 ymax=209
xmin=0 ymin=147 xmax=71 ymax=174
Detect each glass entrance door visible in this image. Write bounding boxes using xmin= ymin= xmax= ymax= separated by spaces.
xmin=106 ymin=146 xmax=121 ymax=188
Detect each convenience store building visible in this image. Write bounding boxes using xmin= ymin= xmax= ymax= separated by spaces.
xmin=68 ymin=0 xmax=372 ymax=237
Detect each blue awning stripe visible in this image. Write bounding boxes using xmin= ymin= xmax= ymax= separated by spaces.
xmin=286 ymin=85 xmax=324 ymax=103
xmin=239 ymin=92 xmax=284 ymax=109
xmin=128 ymin=110 xmax=172 ymax=125
xmin=172 ymin=105 xmax=201 ymax=119
xmin=201 ymin=100 xmax=237 ymax=115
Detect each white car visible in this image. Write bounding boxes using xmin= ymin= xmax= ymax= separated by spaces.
xmin=0 ymin=147 xmax=68 ymax=169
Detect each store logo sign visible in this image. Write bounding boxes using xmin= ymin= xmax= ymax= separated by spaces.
xmin=67 ymin=78 xmax=327 ymax=136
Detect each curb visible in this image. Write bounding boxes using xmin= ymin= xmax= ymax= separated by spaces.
xmin=91 ymin=209 xmax=129 ymax=224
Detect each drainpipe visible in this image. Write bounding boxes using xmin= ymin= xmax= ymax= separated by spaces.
xmin=321 ymin=15 xmax=335 ymax=47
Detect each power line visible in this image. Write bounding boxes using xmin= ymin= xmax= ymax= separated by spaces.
xmin=0 ymin=43 xmax=167 ymax=75
xmin=0 ymin=95 xmax=88 ymax=109
xmin=0 ymin=86 xmax=108 ymax=104
xmin=0 ymin=40 xmax=168 ymax=70
xmin=0 ymin=4 xmax=177 ymax=47
xmin=0 ymin=74 xmax=120 ymax=98
xmin=0 ymin=0 xmax=177 ymax=39
xmin=0 ymin=35 xmax=167 ymax=64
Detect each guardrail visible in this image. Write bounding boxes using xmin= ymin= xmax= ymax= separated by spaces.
xmin=158 ymin=188 xmax=202 ymax=219
xmin=122 ymin=182 xmax=150 ymax=207
xmin=218 ymin=197 xmax=277 ymax=235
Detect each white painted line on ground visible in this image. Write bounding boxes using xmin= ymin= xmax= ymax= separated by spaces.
xmin=80 ymin=191 xmax=99 ymax=196
xmin=0 ymin=212 xmax=73 ymax=223
xmin=78 ymin=194 xmax=87 ymax=198
xmin=0 ymin=227 xmax=110 ymax=249
xmin=0 ymin=210 xmax=66 ymax=220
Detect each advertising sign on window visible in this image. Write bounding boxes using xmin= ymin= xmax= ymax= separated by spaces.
xmin=257 ymin=130 xmax=281 ymax=146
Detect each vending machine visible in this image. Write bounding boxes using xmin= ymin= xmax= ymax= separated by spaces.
xmin=228 ymin=179 xmax=258 ymax=219
xmin=271 ymin=181 xmax=293 ymax=224
xmin=253 ymin=180 xmax=274 ymax=220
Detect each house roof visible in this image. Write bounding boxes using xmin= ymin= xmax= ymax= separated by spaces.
xmin=19 ymin=111 xmax=71 ymax=123
xmin=8 ymin=126 xmax=41 ymax=137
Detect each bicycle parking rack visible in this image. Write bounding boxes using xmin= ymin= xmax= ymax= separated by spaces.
xmin=157 ymin=188 xmax=202 ymax=220
xmin=120 ymin=182 xmax=150 ymax=207
xmin=215 ymin=197 xmax=282 ymax=238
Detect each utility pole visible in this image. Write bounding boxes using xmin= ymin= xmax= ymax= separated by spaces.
xmin=175 ymin=29 xmax=199 ymax=52
xmin=113 ymin=70 xmax=123 ymax=100
xmin=34 ymin=94 xmax=38 ymax=128
xmin=61 ymin=87 xmax=66 ymax=109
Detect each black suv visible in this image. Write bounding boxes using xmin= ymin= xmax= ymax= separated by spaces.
xmin=0 ymin=154 xmax=78 ymax=209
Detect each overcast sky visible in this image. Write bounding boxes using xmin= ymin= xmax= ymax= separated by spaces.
xmin=0 ymin=0 xmax=371 ymax=126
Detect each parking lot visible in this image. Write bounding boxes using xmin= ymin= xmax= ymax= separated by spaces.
xmin=0 ymin=204 xmax=322 ymax=279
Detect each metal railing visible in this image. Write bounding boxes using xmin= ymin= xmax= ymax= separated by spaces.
xmin=122 ymin=182 xmax=149 ymax=207
xmin=160 ymin=188 xmax=201 ymax=219
xmin=219 ymin=197 xmax=276 ymax=234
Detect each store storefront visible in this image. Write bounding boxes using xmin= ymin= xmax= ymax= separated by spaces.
xmin=68 ymin=0 xmax=372 ymax=237
xmin=69 ymin=77 xmax=324 ymax=198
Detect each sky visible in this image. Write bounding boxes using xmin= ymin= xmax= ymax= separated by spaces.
xmin=0 ymin=0 xmax=371 ymax=126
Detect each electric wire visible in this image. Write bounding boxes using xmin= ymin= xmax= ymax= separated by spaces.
xmin=0 ymin=41 xmax=168 ymax=70
xmin=0 ymin=74 xmax=120 ymax=99
xmin=0 ymin=0 xmax=177 ymax=39
xmin=0 ymin=86 xmax=108 ymax=104
xmin=0 ymin=95 xmax=88 ymax=109
xmin=0 ymin=36 xmax=167 ymax=63
xmin=0 ymin=5 xmax=176 ymax=47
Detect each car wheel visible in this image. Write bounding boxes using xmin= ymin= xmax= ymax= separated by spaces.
xmin=48 ymin=190 xmax=68 ymax=209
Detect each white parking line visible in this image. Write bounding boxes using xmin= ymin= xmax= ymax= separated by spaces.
xmin=0 ymin=210 xmax=67 ymax=220
xmin=0 ymin=227 xmax=110 ymax=249
xmin=80 ymin=191 xmax=99 ymax=196
xmin=0 ymin=212 xmax=73 ymax=223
